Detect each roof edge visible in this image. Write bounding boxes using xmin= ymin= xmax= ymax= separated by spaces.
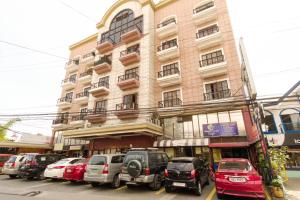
xmin=69 ymin=33 xmax=98 ymax=50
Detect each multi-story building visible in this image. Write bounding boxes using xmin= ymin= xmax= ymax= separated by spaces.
xmin=52 ymin=0 xmax=262 ymax=166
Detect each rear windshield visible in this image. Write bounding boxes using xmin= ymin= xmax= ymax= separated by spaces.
xmin=54 ymin=159 xmax=69 ymax=165
xmin=124 ymin=152 xmax=147 ymax=166
xmin=0 ymin=156 xmax=11 ymax=162
xmin=6 ymin=156 xmax=17 ymax=163
xmin=89 ymin=156 xmax=107 ymax=165
xmin=219 ymin=161 xmax=250 ymax=171
xmin=74 ymin=159 xmax=86 ymax=164
xmin=168 ymin=160 xmax=194 ymax=171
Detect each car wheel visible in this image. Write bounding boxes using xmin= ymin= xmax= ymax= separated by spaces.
xmin=216 ymin=193 xmax=223 ymax=199
xmin=205 ymin=178 xmax=209 ymax=185
xmin=165 ymin=186 xmax=173 ymax=193
xmin=9 ymin=175 xmax=17 ymax=179
xmin=149 ymin=175 xmax=161 ymax=191
xmin=71 ymin=180 xmax=77 ymax=183
xmin=91 ymin=182 xmax=99 ymax=187
xmin=195 ymin=181 xmax=202 ymax=196
xmin=111 ymin=174 xmax=121 ymax=188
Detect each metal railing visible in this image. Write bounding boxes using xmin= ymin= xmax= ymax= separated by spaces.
xmin=71 ymin=114 xmax=87 ymax=121
xmin=120 ymin=45 xmax=140 ymax=57
xmin=79 ymin=70 xmax=93 ymax=78
xmin=82 ymin=52 xmax=95 ymax=59
xmin=62 ymin=77 xmax=76 ymax=84
xmin=158 ymin=67 xmax=180 ymax=78
xmin=94 ymin=56 xmax=112 ymax=66
xmin=91 ymin=81 xmax=109 ymax=89
xmin=75 ymin=91 xmax=89 ymax=99
xmin=66 ymin=59 xmax=79 ymax=66
xmin=280 ymin=122 xmax=300 ymax=133
xmin=157 ymin=40 xmax=178 ymax=52
xmin=196 ymin=25 xmax=219 ymax=39
xmin=88 ymin=108 xmax=107 ymax=115
xmin=121 ymin=24 xmax=142 ymax=35
xmin=157 ymin=18 xmax=176 ymax=28
xmin=118 ymin=72 xmax=139 ymax=82
xmin=158 ymin=98 xmax=182 ymax=108
xmin=116 ymin=103 xmax=138 ymax=111
xmin=52 ymin=118 xmax=68 ymax=125
xmin=199 ymin=55 xmax=224 ymax=67
xmin=203 ymin=89 xmax=231 ymax=101
xmin=57 ymin=97 xmax=72 ymax=104
xmin=193 ymin=1 xmax=214 ymax=14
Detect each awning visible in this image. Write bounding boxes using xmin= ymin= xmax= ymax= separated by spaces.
xmin=153 ymin=138 xmax=209 ymax=147
xmin=0 ymin=141 xmax=52 ymax=149
xmin=209 ymin=142 xmax=250 ymax=148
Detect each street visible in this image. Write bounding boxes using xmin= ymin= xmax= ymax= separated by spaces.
xmin=0 ymin=175 xmax=217 ymax=200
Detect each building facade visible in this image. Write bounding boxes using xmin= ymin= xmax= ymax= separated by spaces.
xmin=52 ymin=0 xmax=262 ymax=167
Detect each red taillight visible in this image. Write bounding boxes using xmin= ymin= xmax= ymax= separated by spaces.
xmin=102 ymin=164 xmax=108 ymax=174
xmin=190 ymin=169 xmax=196 ymax=179
xmin=247 ymin=175 xmax=261 ymax=181
xmin=53 ymin=166 xmax=65 ymax=169
xmin=11 ymin=162 xmax=16 ymax=168
xmin=164 ymin=169 xmax=169 ymax=177
xmin=144 ymin=168 xmax=150 ymax=176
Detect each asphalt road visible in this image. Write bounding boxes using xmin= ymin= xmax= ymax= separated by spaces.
xmin=0 ymin=175 xmax=217 ymax=200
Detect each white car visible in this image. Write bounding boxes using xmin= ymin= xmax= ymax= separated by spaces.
xmin=2 ymin=155 xmax=25 ymax=178
xmin=44 ymin=158 xmax=81 ymax=179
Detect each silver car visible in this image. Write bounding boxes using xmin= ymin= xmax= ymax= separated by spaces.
xmin=84 ymin=154 xmax=125 ymax=188
xmin=3 ymin=155 xmax=25 ymax=178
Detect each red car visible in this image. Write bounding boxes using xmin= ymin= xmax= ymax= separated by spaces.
xmin=215 ymin=158 xmax=265 ymax=199
xmin=0 ymin=154 xmax=13 ymax=174
xmin=63 ymin=158 xmax=88 ymax=182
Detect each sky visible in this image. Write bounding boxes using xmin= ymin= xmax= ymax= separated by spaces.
xmin=0 ymin=0 xmax=299 ymax=137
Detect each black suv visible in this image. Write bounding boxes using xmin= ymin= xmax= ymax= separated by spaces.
xmin=19 ymin=154 xmax=65 ymax=180
xmin=164 ymin=157 xmax=209 ymax=196
xmin=120 ymin=148 xmax=169 ymax=191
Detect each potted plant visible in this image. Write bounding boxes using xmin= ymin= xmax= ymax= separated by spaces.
xmin=271 ymin=176 xmax=284 ymax=198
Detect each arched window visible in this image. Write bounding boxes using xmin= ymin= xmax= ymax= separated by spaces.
xmin=262 ymin=110 xmax=277 ymax=134
xmin=279 ymin=108 xmax=300 ymax=133
xmin=101 ymin=9 xmax=143 ymax=45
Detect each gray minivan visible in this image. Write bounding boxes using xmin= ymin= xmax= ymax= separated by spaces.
xmin=84 ymin=154 xmax=124 ymax=188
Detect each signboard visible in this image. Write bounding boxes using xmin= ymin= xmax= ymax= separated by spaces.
xmin=266 ymin=134 xmax=300 ymax=147
xmin=203 ymin=122 xmax=239 ymax=137
xmin=69 ymin=145 xmax=82 ymax=151
xmin=53 ymin=143 xmax=64 ymax=151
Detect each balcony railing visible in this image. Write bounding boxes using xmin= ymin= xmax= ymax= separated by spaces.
xmin=196 ymin=25 xmax=219 ymax=39
xmin=66 ymin=59 xmax=79 ymax=66
xmin=57 ymin=97 xmax=72 ymax=104
xmin=158 ymin=67 xmax=180 ymax=78
xmin=88 ymin=108 xmax=107 ymax=115
xmin=120 ymin=46 xmax=140 ymax=57
xmin=199 ymin=55 xmax=224 ymax=67
xmin=118 ymin=72 xmax=139 ymax=82
xmin=79 ymin=70 xmax=93 ymax=78
xmin=158 ymin=98 xmax=182 ymax=108
xmin=91 ymin=81 xmax=109 ymax=89
xmin=82 ymin=52 xmax=95 ymax=59
xmin=193 ymin=1 xmax=214 ymax=14
xmin=280 ymin=122 xmax=300 ymax=133
xmin=71 ymin=114 xmax=87 ymax=121
xmin=52 ymin=118 xmax=68 ymax=125
xmin=116 ymin=103 xmax=138 ymax=111
xmin=157 ymin=18 xmax=176 ymax=28
xmin=75 ymin=91 xmax=89 ymax=99
xmin=157 ymin=40 xmax=178 ymax=52
xmin=94 ymin=56 xmax=112 ymax=66
xmin=62 ymin=77 xmax=76 ymax=84
xmin=203 ymin=89 xmax=231 ymax=101
xmin=98 ymin=37 xmax=114 ymax=46
xmin=121 ymin=24 xmax=142 ymax=35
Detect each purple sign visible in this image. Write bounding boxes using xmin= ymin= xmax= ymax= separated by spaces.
xmin=203 ymin=122 xmax=238 ymax=137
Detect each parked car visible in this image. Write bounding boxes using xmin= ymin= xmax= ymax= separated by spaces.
xmin=63 ymin=158 xmax=88 ymax=183
xmin=2 ymin=155 xmax=26 ymax=178
xmin=215 ymin=158 xmax=265 ymax=199
xmin=120 ymin=148 xmax=169 ymax=191
xmin=84 ymin=154 xmax=124 ymax=188
xmin=164 ymin=157 xmax=209 ymax=196
xmin=19 ymin=154 xmax=65 ymax=180
xmin=0 ymin=154 xmax=13 ymax=174
xmin=44 ymin=158 xmax=82 ymax=180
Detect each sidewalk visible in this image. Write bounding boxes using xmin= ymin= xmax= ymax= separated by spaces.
xmin=283 ymin=177 xmax=300 ymax=200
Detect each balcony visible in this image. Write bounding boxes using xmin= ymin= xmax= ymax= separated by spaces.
xmin=78 ymin=70 xmax=93 ymax=83
xmin=65 ymin=59 xmax=79 ymax=72
xmin=204 ymin=89 xmax=231 ymax=101
xmin=61 ymin=77 xmax=76 ymax=90
xmin=70 ymin=114 xmax=86 ymax=126
xmin=196 ymin=25 xmax=222 ymax=50
xmin=57 ymin=97 xmax=72 ymax=108
xmin=158 ymin=98 xmax=182 ymax=108
xmin=117 ymin=73 xmax=140 ymax=90
xmin=121 ymin=25 xmax=142 ymax=44
xmin=80 ymin=52 xmax=95 ymax=67
xmin=192 ymin=1 xmax=217 ymax=25
xmin=87 ymin=108 xmax=107 ymax=124
xmin=156 ymin=18 xmax=178 ymax=39
xmin=52 ymin=118 xmax=68 ymax=129
xmin=74 ymin=91 xmax=89 ymax=104
xmin=157 ymin=42 xmax=179 ymax=62
xmin=119 ymin=47 xmax=140 ymax=66
xmin=96 ymin=39 xmax=114 ymax=54
xmin=89 ymin=81 xmax=109 ymax=97
xmin=198 ymin=55 xmax=227 ymax=78
xmin=280 ymin=122 xmax=300 ymax=134
xmin=93 ymin=56 xmax=112 ymax=74
xmin=115 ymin=103 xmax=139 ymax=119
xmin=157 ymin=67 xmax=181 ymax=87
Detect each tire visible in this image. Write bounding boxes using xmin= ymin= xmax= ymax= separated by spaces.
xmin=9 ymin=175 xmax=17 ymax=179
xmin=165 ymin=186 xmax=172 ymax=193
xmin=216 ymin=193 xmax=223 ymax=200
xmin=149 ymin=175 xmax=162 ymax=191
xmin=91 ymin=182 xmax=99 ymax=187
xmin=71 ymin=180 xmax=77 ymax=183
xmin=205 ymin=177 xmax=210 ymax=185
xmin=111 ymin=174 xmax=121 ymax=188
xmin=127 ymin=160 xmax=142 ymax=178
xmin=195 ymin=181 xmax=202 ymax=196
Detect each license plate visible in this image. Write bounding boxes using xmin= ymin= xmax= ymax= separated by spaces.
xmin=229 ymin=177 xmax=246 ymax=183
xmin=173 ymin=182 xmax=186 ymax=187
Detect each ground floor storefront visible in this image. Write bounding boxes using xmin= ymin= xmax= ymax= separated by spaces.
xmin=0 ymin=142 xmax=51 ymax=154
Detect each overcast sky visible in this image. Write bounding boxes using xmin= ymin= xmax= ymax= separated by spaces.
xmin=0 ymin=0 xmax=299 ymax=136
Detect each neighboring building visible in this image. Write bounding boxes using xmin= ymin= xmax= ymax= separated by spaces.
xmin=262 ymin=80 xmax=300 ymax=169
xmin=52 ymin=0 xmax=262 ymax=168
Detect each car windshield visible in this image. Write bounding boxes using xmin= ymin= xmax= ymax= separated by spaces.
xmin=6 ymin=156 xmax=17 ymax=163
xmin=124 ymin=152 xmax=146 ymax=166
xmin=219 ymin=161 xmax=251 ymax=171
xmin=89 ymin=156 xmax=107 ymax=165
xmin=168 ymin=160 xmax=194 ymax=171
xmin=24 ymin=154 xmax=35 ymax=162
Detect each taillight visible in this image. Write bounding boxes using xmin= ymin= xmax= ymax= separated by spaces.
xmin=11 ymin=162 xmax=16 ymax=168
xmin=144 ymin=168 xmax=150 ymax=176
xmin=53 ymin=166 xmax=65 ymax=169
xmin=189 ymin=169 xmax=196 ymax=179
xmin=102 ymin=164 xmax=108 ymax=174
xmin=164 ymin=169 xmax=168 ymax=177
xmin=247 ymin=175 xmax=261 ymax=181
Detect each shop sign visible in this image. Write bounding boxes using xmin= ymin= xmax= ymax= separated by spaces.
xmin=69 ymin=145 xmax=82 ymax=151
xmin=203 ymin=122 xmax=238 ymax=137
xmin=53 ymin=143 xmax=64 ymax=151
xmin=266 ymin=134 xmax=300 ymax=147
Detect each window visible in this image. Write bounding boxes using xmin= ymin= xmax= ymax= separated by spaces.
xmin=111 ymin=155 xmax=124 ymax=163
xmin=124 ymin=67 xmax=139 ymax=80
xmin=99 ymin=76 xmax=109 ymax=84
xmin=193 ymin=1 xmax=214 ymax=14
xmin=280 ymin=109 xmax=300 ymax=133
xmin=100 ymin=9 xmax=143 ymax=45
xmin=83 ymin=87 xmax=91 ymax=96
xmin=123 ymin=94 xmax=138 ymax=106
xmin=196 ymin=24 xmax=219 ymax=39
xmin=262 ymin=111 xmax=277 ymax=134
xmin=204 ymin=80 xmax=230 ymax=100
xmin=95 ymin=100 xmax=107 ymax=112
xmin=161 ymin=90 xmax=181 ymax=107
xmin=69 ymin=74 xmax=77 ymax=82
xmin=157 ymin=17 xmax=176 ymax=28
xmin=158 ymin=38 xmax=178 ymax=51
xmin=200 ymin=50 xmax=224 ymax=67
xmin=159 ymin=62 xmax=179 ymax=77
xmin=65 ymin=92 xmax=73 ymax=100
xmin=89 ymin=156 xmax=107 ymax=165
